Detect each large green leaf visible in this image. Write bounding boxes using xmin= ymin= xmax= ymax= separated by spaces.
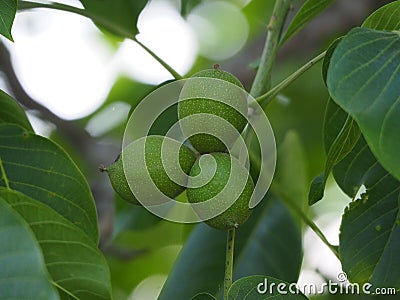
xmin=0 ymin=124 xmax=98 ymax=242
xmin=0 ymin=197 xmax=59 ymax=299
xmin=280 ymin=0 xmax=334 ymax=44
xmin=0 ymin=89 xmax=33 ymax=132
xmin=327 ymin=27 xmax=400 ymax=181
xmin=79 ymin=0 xmax=148 ymax=38
xmin=159 ymin=197 xmax=302 ymax=299
xmin=362 ymin=1 xmax=400 ymax=31
xmin=0 ymin=188 xmax=112 ymax=300
xmin=324 ymin=101 xmax=400 ymax=289
xmin=337 ymin=137 xmax=400 ymax=289
xmin=228 ymin=275 xmax=308 ymax=300
xmin=0 ymin=0 xmax=16 ymax=41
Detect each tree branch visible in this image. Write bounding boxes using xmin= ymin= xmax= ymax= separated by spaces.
xmin=250 ymin=0 xmax=291 ymax=97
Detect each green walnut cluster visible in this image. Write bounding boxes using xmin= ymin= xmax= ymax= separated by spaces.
xmin=104 ymin=68 xmax=253 ymax=230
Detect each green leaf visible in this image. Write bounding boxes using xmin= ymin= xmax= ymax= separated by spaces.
xmin=79 ymin=0 xmax=148 ymax=38
xmin=0 ymin=89 xmax=34 ymax=132
xmin=324 ymin=108 xmax=360 ymax=183
xmin=337 ymin=139 xmax=400 ymax=289
xmin=228 ymin=275 xmax=308 ymax=299
xmin=0 ymin=0 xmax=16 ymax=41
xmin=0 ymin=124 xmax=99 ymax=242
xmin=281 ymin=0 xmax=334 ymax=44
xmin=308 ymin=173 xmax=324 ymax=205
xmin=327 ymin=27 xmax=400 ymax=181
xmin=0 ymin=188 xmax=112 ymax=300
xmin=308 ymin=100 xmax=361 ymax=205
xmin=159 ymin=197 xmax=302 ymax=299
xmin=191 ymin=292 xmax=217 ymax=300
xmin=362 ymin=1 xmax=400 ymax=31
xmin=0 ymin=197 xmax=59 ymax=300
xmin=340 ymin=190 xmax=400 ymax=289
xmin=326 ymin=102 xmax=400 ymax=289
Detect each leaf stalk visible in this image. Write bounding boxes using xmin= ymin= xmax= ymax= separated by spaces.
xmin=253 ymin=51 xmax=326 ymax=108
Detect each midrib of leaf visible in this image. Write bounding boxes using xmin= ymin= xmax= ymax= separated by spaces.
xmin=51 ymin=280 xmax=79 ymax=300
xmin=46 ymin=260 xmax=104 ymax=268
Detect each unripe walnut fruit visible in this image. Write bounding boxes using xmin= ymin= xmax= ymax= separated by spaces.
xmin=178 ymin=68 xmax=248 ymax=154
xmin=105 ymin=135 xmax=196 ymax=205
xmin=187 ymin=152 xmax=253 ymax=230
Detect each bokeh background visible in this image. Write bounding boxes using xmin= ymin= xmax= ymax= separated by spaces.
xmin=0 ymin=0 xmax=392 ymax=299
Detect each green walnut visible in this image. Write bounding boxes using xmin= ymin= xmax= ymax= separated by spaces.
xmin=187 ymin=152 xmax=254 ymax=230
xmin=178 ymin=68 xmax=248 ymax=154
xmin=104 ymin=135 xmax=196 ymax=205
